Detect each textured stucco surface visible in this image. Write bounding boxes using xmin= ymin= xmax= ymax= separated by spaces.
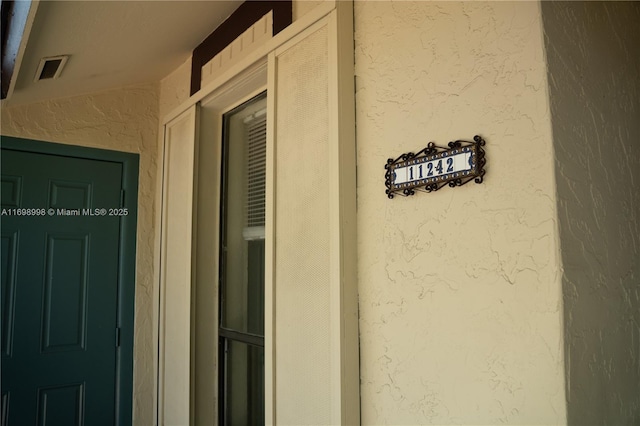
xmin=0 ymin=83 xmax=159 ymax=426
xmin=541 ymin=2 xmax=640 ymax=424
xmin=355 ymin=2 xmax=565 ymax=424
xmin=159 ymin=57 xmax=192 ymax=121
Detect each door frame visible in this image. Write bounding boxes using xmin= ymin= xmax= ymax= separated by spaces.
xmin=0 ymin=136 xmax=139 ymax=426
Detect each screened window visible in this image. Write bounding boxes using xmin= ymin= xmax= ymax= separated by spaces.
xmin=219 ymin=92 xmax=267 ymax=425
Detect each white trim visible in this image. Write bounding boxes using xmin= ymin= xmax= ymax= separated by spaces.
xmin=200 ymin=60 xmax=268 ymax=113
xmin=195 ymin=69 xmax=268 ymax=425
xmin=158 ymin=105 xmax=198 ymax=426
xmin=3 ymin=0 xmax=39 ymax=102
xmin=161 ymin=0 xmax=336 ymax=126
xmin=327 ymin=10 xmax=343 ymax=424
xmin=191 ymin=102 xmax=224 ymax=425
xmin=189 ymin=105 xmax=201 ymax=426
xmin=156 ymin=124 xmax=168 ymax=426
xmin=151 ymin=113 xmax=166 ymax=426
xmin=265 ymin=50 xmax=277 ymax=426
xmin=329 ymin=3 xmax=360 ymax=424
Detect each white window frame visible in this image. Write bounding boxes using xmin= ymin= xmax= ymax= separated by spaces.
xmin=197 ymin=63 xmax=269 ymax=425
xmin=155 ymin=1 xmax=358 ymax=424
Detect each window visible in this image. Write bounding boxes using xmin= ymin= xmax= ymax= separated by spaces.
xmin=219 ymin=92 xmax=267 ymax=425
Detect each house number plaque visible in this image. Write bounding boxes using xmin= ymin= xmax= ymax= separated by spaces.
xmin=385 ymin=135 xmax=486 ymax=199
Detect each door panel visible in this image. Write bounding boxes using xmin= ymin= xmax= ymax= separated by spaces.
xmin=1 ymin=148 xmax=122 ymax=426
xmin=36 ymin=383 xmax=84 ymax=426
xmin=41 ymin=234 xmax=89 ymax=353
xmin=1 ymin=229 xmax=18 ymax=358
xmin=0 ymin=176 xmax=21 ymax=207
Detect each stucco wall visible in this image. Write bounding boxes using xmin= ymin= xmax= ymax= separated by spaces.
xmin=541 ymin=2 xmax=640 ymax=424
xmin=0 ymin=83 xmax=159 ymax=426
xmin=159 ymin=57 xmax=192 ymax=121
xmin=354 ymin=2 xmax=565 ymax=424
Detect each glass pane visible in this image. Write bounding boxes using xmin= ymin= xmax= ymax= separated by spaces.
xmin=223 ymin=339 xmax=264 ymax=425
xmin=221 ymin=94 xmax=267 ymax=336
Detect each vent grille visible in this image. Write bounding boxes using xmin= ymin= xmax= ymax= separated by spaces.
xmin=39 ymin=59 xmax=62 ymax=79
xmin=245 ymin=109 xmax=266 ymax=229
xmin=34 ymin=55 xmax=69 ymax=82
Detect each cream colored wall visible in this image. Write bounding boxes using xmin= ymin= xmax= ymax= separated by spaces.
xmin=159 ymin=57 xmax=192 ymax=121
xmin=355 ymin=2 xmax=565 ymax=424
xmin=541 ymin=2 xmax=640 ymax=424
xmin=0 ymin=83 xmax=159 ymax=426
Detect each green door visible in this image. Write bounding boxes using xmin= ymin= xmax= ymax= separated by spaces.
xmin=1 ymin=140 xmax=134 ymax=425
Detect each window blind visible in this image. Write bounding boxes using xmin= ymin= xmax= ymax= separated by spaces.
xmin=243 ymin=108 xmax=266 ymax=240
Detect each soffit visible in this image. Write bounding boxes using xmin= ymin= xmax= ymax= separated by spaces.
xmin=7 ymin=0 xmax=241 ymax=106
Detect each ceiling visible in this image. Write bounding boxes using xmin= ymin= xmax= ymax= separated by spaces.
xmin=5 ymin=0 xmax=242 ymax=106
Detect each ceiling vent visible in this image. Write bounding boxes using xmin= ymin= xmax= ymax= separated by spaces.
xmin=34 ymin=55 xmax=69 ymax=82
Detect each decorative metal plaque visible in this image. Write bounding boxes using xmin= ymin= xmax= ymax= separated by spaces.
xmin=385 ymin=135 xmax=486 ymax=199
